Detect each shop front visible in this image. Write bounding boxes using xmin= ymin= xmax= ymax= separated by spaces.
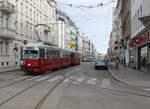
xmin=129 ymin=31 xmax=150 ymax=73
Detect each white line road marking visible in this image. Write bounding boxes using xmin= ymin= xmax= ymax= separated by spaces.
xmin=35 ymin=76 xmax=50 ymax=82
xmin=15 ymin=76 xmax=30 ymax=80
xmin=0 ymin=75 xmax=14 ymax=78
xmin=101 ymin=79 xmax=110 ymax=86
xmin=25 ymin=76 xmax=42 ymax=81
xmin=75 ymin=77 xmax=84 ymax=83
xmin=87 ymin=79 xmax=96 ymax=85
xmin=69 ymin=76 xmax=77 ymax=80
xmin=47 ymin=76 xmax=62 ymax=82
xmin=5 ymin=76 xmax=21 ymax=80
xmin=63 ymin=79 xmax=70 ymax=83
xmin=144 ymin=88 xmax=150 ymax=91
xmin=73 ymin=81 xmax=79 ymax=84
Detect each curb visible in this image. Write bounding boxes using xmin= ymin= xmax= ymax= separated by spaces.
xmin=0 ymin=69 xmax=21 ymax=74
xmin=108 ymin=67 xmax=150 ymax=89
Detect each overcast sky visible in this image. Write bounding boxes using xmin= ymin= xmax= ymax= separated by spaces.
xmin=56 ymin=0 xmax=116 ymax=54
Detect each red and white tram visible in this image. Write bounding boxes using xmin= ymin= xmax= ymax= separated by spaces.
xmin=21 ymin=42 xmax=80 ymax=74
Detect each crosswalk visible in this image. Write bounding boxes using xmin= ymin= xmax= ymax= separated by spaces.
xmin=64 ymin=76 xmax=111 ymax=87
xmin=0 ymin=74 xmax=63 ymax=83
xmin=0 ymin=74 xmax=111 ymax=87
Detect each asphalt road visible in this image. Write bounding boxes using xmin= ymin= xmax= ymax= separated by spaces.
xmin=0 ymin=62 xmax=150 ymax=109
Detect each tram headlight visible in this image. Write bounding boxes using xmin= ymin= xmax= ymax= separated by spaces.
xmin=28 ymin=64 xmax=31 ymax=66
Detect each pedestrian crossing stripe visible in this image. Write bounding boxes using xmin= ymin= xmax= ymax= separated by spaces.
xmin=35 ymin=76 xmax=50 ymax=82
xmin=15 ymin=76 xmax=30 ymax=80
xmin=5 ymin=76 xmax=20 ymax=80
xmin=87 ymin=79 xmax=96 ymax=85
xmin=101 ymin=79 xmax=110 ymax=86
xmin=47 ymin=76 xmax=62 ymax=82
xmin=75 ymin=77 xmax=84 ymax=83
xmin=25 ymin=76 xmax=42 ymax=81
xmin=63 ymin=79 xmax=70 ymax=83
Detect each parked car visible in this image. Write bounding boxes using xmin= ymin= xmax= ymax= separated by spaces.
xmin=95 ymin=58 xmax=108 ymax=70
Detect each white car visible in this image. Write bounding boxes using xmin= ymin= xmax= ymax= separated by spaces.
xmin=95 ymin=58 xmax=108 ymax=70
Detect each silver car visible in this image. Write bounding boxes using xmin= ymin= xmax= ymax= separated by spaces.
xmin=95 ymin=58 xmax=108 ymax=70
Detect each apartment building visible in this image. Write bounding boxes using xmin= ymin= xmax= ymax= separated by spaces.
xmin=0 ymin=0 xmax=56 ymax=70
xmin=56 ymin=10 xmax=79 ymax=51
xmin=108 ymin=4 xmax=123 ymax=61
xmin=120 ymin=0 xmax=131 ymax=66
xmin=130 ymin=0 xmax=150 ymax=72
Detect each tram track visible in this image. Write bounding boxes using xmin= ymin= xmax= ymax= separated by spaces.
xmin=33 ymin=65 xmax=87 ymax=109
xmin=0 ymin=74 xmax=60 ymax=106
xmin=0 ymin=64 xmax=83 ymax=107
xmin=34 ymin=77 xmax=65 ymax=109
xmin=0 ymin=74 xmax=27 ymax=82
xmin=0 ymin=75 xmax=39 ymax=89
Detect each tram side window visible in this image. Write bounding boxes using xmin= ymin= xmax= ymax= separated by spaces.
xmin=63 ymin=51 xmax=71 ymax=58
xmin=46 ymin=49 xmax=52 ymax=58
xmin=39 ymin=49 xmax=45 ymax=59
xmin=51 ymin=50 xmax=60 ymax=58
xmin=46 ymin=49 xmax=60 ymax=58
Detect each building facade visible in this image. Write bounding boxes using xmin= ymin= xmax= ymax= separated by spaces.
xmin=108 ymin=5 xmax=123 ymax=61
xmin=0 ymin=0 xmax=56 ymax=70
xmin=129 ymin=0 xmax=150 ymax=73
xmin=109 ymin=0 xmax=150 ymax=73
xmin=120 ymin=0 xmax=131 ymax=66
xmin=56 ymin=10 xmax=79 ymax=51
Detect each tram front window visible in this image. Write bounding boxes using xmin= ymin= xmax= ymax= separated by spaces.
xmin=23 ymin=50 xmax=38 ymax=59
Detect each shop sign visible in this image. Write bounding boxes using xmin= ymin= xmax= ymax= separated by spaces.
xmin=129 ymin=32 xmax=149 ymax=48
xmin=67 ymin=42 xmax=74 ymax=46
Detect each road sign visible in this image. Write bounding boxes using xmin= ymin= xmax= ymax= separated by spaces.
xmin=67 ymin=42 xmax=74 ymax=46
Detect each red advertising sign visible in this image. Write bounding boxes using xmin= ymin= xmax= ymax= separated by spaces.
xmin=129 ymin=32 xmax=149 ymax=48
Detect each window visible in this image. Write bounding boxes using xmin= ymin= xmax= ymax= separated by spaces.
xmin=39 ymin=49 xmax=45 ymax=59
xmin=6 ymin=17 xmax=9 ymax=28
xmin=140 ymin=5 xmax=142 ymax=17
xmin=15 ymin=21 xmax=18 ymax=33
xmin=20 ymin=23 xmax=23 ymax=33
xmin=23 ymin=50 xmax=39 ymax=59
xmin=140 ymin=5 xmax=143 ymax=26
xmin=6 ymin=42 xmax=9 ymax=54
xmin=137 ymin=9 xmax=139 ymax=29
xmin=0 ymin=41 xmax=3 ymax=54
xmin=46 ymin=48 xmax=60 ymax=58
xmin=1 ymin=62 xmax=4 ymax=66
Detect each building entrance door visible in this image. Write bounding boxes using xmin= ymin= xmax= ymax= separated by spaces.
xmin=139 ymin=46 xmax=148 ymax=73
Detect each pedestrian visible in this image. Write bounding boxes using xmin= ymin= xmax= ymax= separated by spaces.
xmin=115 ymin=57 xmax=119 ymax=69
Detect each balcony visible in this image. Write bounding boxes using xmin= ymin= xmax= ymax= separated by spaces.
xmin=0 ymin=27 xmax=14 ymax=39
xmin=47 ymin=0 xmax=57 ymax=7
xmin=0 ymin=1 xmax=15 ymax=14
xmin=44 ymin=26 xmax=51 ymax=32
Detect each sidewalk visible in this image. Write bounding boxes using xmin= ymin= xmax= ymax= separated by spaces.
xmin=0 ymin=66 xmax=20 ymax=73
xmin=108 ymin=65 xmax=150 ymax=88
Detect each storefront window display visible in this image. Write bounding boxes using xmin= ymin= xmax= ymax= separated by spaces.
xmin=148 ymin=45 xmax=150 ymax=72
xmin=139 ymin=44 xmax=150 ymax=73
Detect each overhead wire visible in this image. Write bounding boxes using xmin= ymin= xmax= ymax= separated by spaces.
xmin=59 ymin=0 xmax=116 ymax=10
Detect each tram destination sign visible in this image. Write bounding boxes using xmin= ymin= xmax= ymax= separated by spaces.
xmin=26 ymin=47 xmax=34 ymax=50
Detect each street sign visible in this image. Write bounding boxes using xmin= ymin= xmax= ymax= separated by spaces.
xmin=67 ymin=42 xmax=74 ymax=46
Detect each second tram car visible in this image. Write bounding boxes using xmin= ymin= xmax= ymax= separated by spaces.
xmin=21 ymin=42 xmax=80 ymax=74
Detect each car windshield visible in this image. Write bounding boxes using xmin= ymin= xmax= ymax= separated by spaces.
xmin=96 ymin=59 xmax=105 ymax=62
xmin=23 ymin=50 xmax=38 ymax=59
